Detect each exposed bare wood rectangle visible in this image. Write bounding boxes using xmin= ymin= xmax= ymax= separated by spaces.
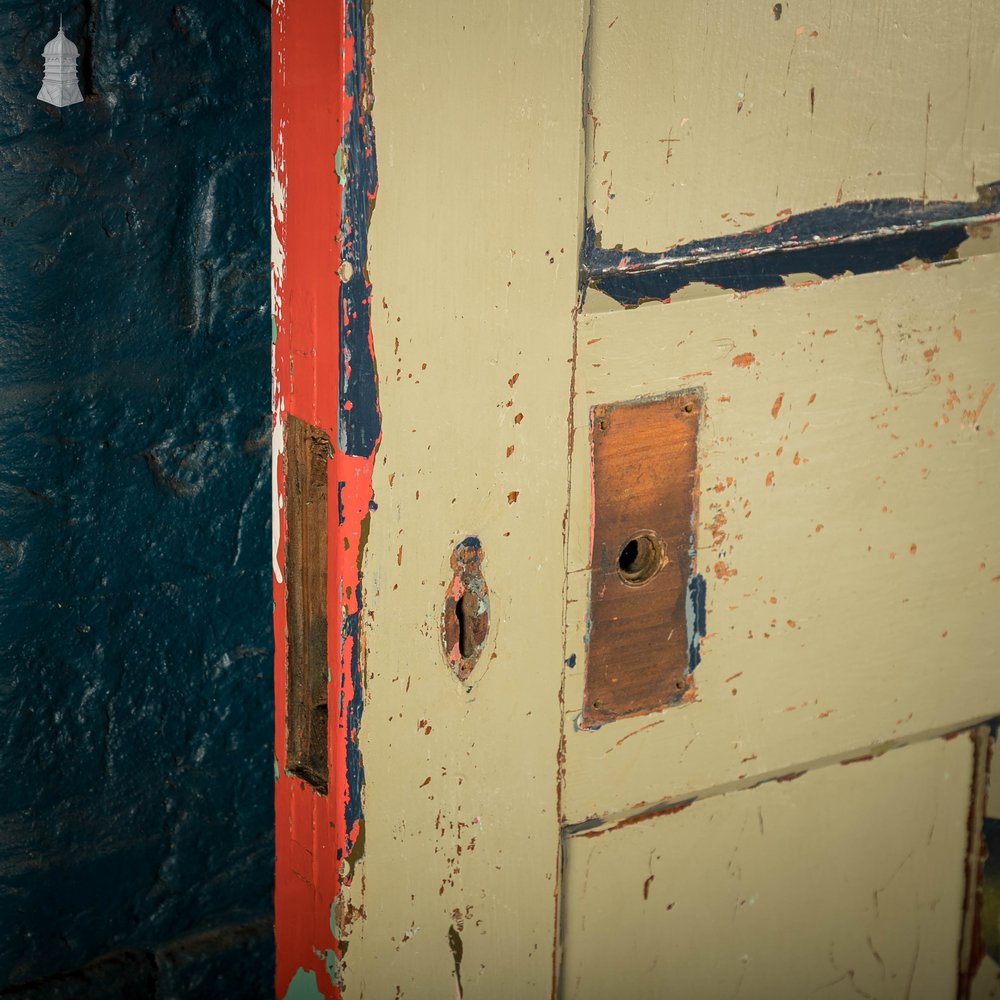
xmin=584 ymin=391 xmax=702 ymax=727
xmin=284 ymin=415 xmax=331 ymax=793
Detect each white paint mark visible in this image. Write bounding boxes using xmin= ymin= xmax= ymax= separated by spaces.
xmin=272 ymin=395 xmax=285 ymax=584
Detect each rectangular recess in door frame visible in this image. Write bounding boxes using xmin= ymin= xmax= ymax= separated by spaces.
xmin=284 ymin=414 xmax=332 ymax=793
xmin=583 ymin=391 xmax=703 ymax=728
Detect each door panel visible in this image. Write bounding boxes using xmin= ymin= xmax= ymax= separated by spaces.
xmin=561 ymin=734 xmax=974 ymax=1000
xmin=585 ymin=0 xmax=1000 ymax=251
xmin=338 ymin=3 xmax=588 ymax=997
xmin=563 ymin=254 xmax=1000 ymax=826
xmin=275 ymin=1 xmax=999 ymax=995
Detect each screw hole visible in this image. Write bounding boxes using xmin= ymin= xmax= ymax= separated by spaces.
xmin=617 ymin=531 xmax=665 ymax=586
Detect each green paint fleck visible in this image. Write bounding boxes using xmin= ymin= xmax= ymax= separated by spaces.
xmin=272 ymin=316 xmax=278 ymax=344
xmin=335 ymin=143 xmax=348 ymax=186
xmin=274 ymin=756 xmax=279 ymax=782
xmin=283 ymin=968 xmax=323 ymax=1000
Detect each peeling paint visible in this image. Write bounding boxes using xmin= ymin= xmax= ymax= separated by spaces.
xmin=448 ymin=924 xmax=464 ymax=998
xmin=338 ymin=0 xmax=380 ymax=457
xmin=686 ymin=573 xmax=707 ymax=673
xmin=283 ymin=968 xmax=324 ymax=1000
xmin=582 ymin=183 xmax=1000 ymax=306
xmin=273 ymin=0 xmax=379 ymax=995
xmin=441 ymin=537 xmax=491 ymax=684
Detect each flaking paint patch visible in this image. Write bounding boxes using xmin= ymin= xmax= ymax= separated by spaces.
xmin=270 ymin=142 xmax=287 ymax=588
xmin=448 ymin=924 xmax=464 ymax=998
xmin=582 ymin=183 xmax=1000 ymax=306
xmin=273 ymin=0 xmax=380 ymax=995
xmin=441 ymin=536 xmax=491 ymax=684
xmin=324 ymin=949 xmax=343 ymax=991
xmin=272 ymin=402 xmax=284 ymax=585
xmin=686 ymin=573 xmax=707 ymax=672
xmin=338 ymin=0 xmax=380 ymax=457
xmin=283 ymin=968 xmax=324 ymax=1000
xmin=271 ymin=148 xmax=287 ymax=295
xmin=334 ymin=142 xmax=348 ymax=187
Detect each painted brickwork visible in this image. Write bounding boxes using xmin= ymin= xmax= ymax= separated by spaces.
xmin=0 ymin=3 xmax=272 ymax=994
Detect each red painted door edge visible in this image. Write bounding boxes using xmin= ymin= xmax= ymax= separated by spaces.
xmin=272 ymin=1 xmax=377 ymax=996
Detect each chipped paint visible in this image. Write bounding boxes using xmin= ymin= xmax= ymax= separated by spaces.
xmin=448 ymin=924 xmax=464 ymax=998
xmin=283 ymin=968 xmax=324 ymax=1000
xmin=584 ymin=1 xmax=1000 ymax=253
xmin=273 ymin=2 xmax=1000 ymax=994
xmin=564 ymin=252 xmax=1000 ymax=825
xmin=334 ymin=1 xmax=588 ymax=994
xmin=581 ymin=184 xmax=1000 ymax=306
xmin=686 ymin=573 xmax=707 ymax=673
xmin=441 ymin=536 xmax=491 ymax=684
xmin=273 ymin=0 xmax=378 ymax=995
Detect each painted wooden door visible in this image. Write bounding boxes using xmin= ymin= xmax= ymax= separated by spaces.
xmin=272 ymin=2 xmax=1000 ymax=997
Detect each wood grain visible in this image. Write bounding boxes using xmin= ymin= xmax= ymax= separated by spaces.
xmin=584 ymin=391 xmax=702 ymax=726
xmin=284 ymin=414 xmax=331 ymax=793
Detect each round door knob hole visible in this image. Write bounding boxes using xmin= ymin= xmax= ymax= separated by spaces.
xmin=617 ymin=531 xmax=666 ymax=586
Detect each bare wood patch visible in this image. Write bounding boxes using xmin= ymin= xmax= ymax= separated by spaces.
xmin=583 ymin=391 xmax=703 ymax=727
xmin=284 ymin=415 xmax=332 ymax=793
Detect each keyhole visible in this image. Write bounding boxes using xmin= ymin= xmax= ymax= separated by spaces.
xmin=442 ymin=536 xmax=490 ymax=682
xmin=617 ymin=531 xmax=665 ymax=585
xmin=456 ymin=592 xmax=475 ymax=659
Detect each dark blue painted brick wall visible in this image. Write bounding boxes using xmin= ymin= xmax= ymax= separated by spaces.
xmin=0 ymin=2 xmax=273 ymax=994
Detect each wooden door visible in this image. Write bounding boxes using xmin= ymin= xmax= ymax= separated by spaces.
xmin=272 ymin=2 xmax=1000 ymax=997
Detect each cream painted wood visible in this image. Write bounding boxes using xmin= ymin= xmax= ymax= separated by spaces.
xmin=341 ymin=2 xmax=997 ymax=994
xmin=561 ymin=734 xmax=974 ymax=1000
xmin=585 ymin=0 xmax=1000 ymax=251
xmin=343 ymin=2 xmax=587 ymax=996
xmin=564 ymin=254 xmax=1000 ymax=825
xmin=973 ymin=957 xmax=1000 ymax=998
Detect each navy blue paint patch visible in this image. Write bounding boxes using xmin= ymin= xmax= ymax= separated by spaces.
xmin=337 ymin=481 xmax=346 ymax=526
xmin=337 ymin=0 xmax=378 ymax=861
xmin=338 ymin=0 xmax=380 ymax=458
xmin=687 ymin=574 xmax=707 ymax=672
xmin=0 ymin=1 xmax=272 ymax=991
xmin=563 ymin=815 xmax=605 ymax=836
xmin=565 ymin=653 xmax=577 ymax=669
xmin=583 ymin=182 xmax=1000 ymax=306
xmin=342 ymin=600 xmax=364 ymax=853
